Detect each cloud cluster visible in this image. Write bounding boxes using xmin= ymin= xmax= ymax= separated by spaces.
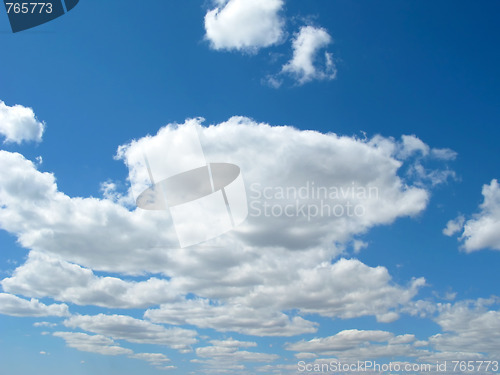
xmin=194 ymin=338 xmax=278 ymax=373
xmin=197 ymin=339 xmax=278 ymax=362
xmin=0 ymin=100 xmax=45 ymax=143
xmin=145 ymin=298 xmax=317 ymax=337
xmin=2 ymin=251 xmax=178 ymax=308
xmin=0 ymin=150 xmax=176 ymax=275
xmin=0 ymin=117 xmax=454 ymax=338
xmin=64 ymin=313 xmax=197 ymax=352
xmin=53 ymin=331 xmax=172 ymax=368
xmin=285 ymin=329 xmax=428 ymax=360
xmin=0 ymin=112 xmax=465 ymax=371
xmin=263 ymin=306 xmax=500 ymax=374
xmin=429 ymin=298 xmax=500 ymax=359
xmin=0 ymin=117 xmax=442 ymax=272
xmin=145 ymin=257 xmax=425 ymax=335
xmin=203 ymin=1 xmax=337 ymax=85
xmin=54 ymin=331 xmax=132 ymax=356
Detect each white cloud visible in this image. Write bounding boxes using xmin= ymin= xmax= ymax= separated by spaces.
xmin=376 ymin=311 xmax=400 ymax=323
xmin=431 ymin=148 xmax=458 ymax=161
xmin=427 ymin=298 xmax=500 ymax=359
xmin=120 ymin=117 xmax=436 ymax=253
xmin=99 ymin=180 xmax=133 ymax=206
xmin=282 ymin=26 xmax=337 ymax=84
xmin=145 ymin=298 xmax=317 ymax=337
xmin=286 ymin=329 xmax=394 ymax=353
xmin=0 ymin=117 xmax=453 ymax=337
xmin=197 ymin=339 xmax=276 ymax=362
xmin=443 ymin=215 xmax=465 ymax=236
xmin=401 ymin=299 xmax=440 ymax=319
xmin=0 ymin=293 xmax=68 ymax=317
xmin=401 ymin=297 xmax=500 ymax=361
xmin=208 ymin=338 xmax=257 ymax=348
xmin=53 ymin=331 xmax=132 ymax=356
xmin=203 ymin=3 xmax=340 ymax=87
xmin=53 ymin=331 xmax=173 ymax=367
xmin=294 ymin=352 xmax=318 ymax=359
xmin=398 ymin=135 xmax=430 ymax=159
xmin=255 ymin=363 xmax=300 ymax=373
xmin=204 ymin=0 xmax=285 ymax=52
xmin=352 ymin=239 xmax=368 ymax=254
xmin=225 ymin=258 xmax=425 ymax=322
xmin=443 ymin=292 xmax=457 ymax=301
xmin=0 ymin=100 xmax=45 ymax=144
xmin=285 ymin=329 xmax=428 ymax=360
xmin=34 ymin=321 xmax=57 ymax=327
xmin=195 ymin=338 xmax=278 ymax=373
xmin=447 ymin=179 xmax=500 ymax=251
xmin=2 ymin=251 xmax=179 ymax=308
xmin=408 ymin=162 xmax=456 ymax=187
xmin=130 ymin=353 xmax=170 ymax=366
xmin=196 ymin=346 xmax=277 ymax=362
xmin=64 ymin=313 xmax=197 ymax=352
xmin=0 ymin=150 xmax=176 ymax=275
xmin=0 ymin=118 xmax=440 ymax=275
xmin=145 ymin=259 xmax=424 ymax=335
xmin=464 ymin=179 xmax=500 ymax=250
xmin=393 ymin=135 xmax=457 ymax=187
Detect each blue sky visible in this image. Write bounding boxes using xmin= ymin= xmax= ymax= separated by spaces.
xmin=1 ymin=1 xmax=500 ymax=374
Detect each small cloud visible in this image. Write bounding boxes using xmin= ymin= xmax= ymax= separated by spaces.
xmin=156 ymin=365 xmax=176 ymax=371
xmin=392 ymin=135 xmax=457 ymax=187
xmin=263 ymin=74 xmax=283 ymax=89
xmin=398 ymin=135 xmax=430 ymax=159
xmin=294 ymin=352 xmax=318 ymax=359
xmin=204 ymin=0 xmax=285 ymax=52
xmin=0 ymin=100 xmax=45 ymax=144
xmin=281 ymin=26 xmax=337 ymax=85
xmin=34 ymin=321 xmax=57 ymax=328
xmin=352 ymin=239 xmax=368 ymax=254
xmin=414 ymin=340 xmax=428 ymax=347
xmin=432 ymin=290 xmax=458 ymax=301
xmin=431 ymin=148 xmax=458 ymax=161
xmin=0 ymin=293 xmax=69 ymax=317
xmin=376 ymin=311 xmax=400 ymax=323
xmin=443 ymin=215 xmax=465 ymax=236
xmin=444 ymin=291 xmax=457 ymax=301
